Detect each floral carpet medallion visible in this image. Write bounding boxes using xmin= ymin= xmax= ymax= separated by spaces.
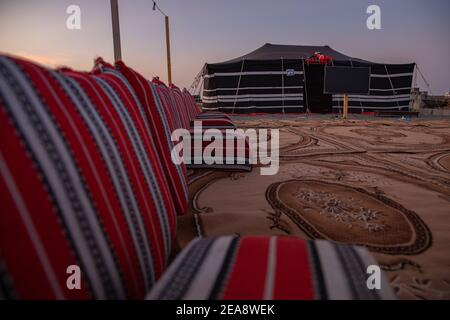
xmin=266 ymin=179 xmax=432 ymax=255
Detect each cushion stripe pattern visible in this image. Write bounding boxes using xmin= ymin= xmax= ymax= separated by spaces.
xmin=147 ymin=236 xmax=396 ymax=300
xmin=113 ymin=61 xmax=188 ymax=216
xmin=0 ymin=55 xmax=177 ymax=299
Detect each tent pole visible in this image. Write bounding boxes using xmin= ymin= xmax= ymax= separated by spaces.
xmin=232 ymin=59 xmax=245 ymax=115
xmin=281 ymin=57 xmax=285 ymax=116
xmin=384 ymin=64 xmax=400 ymax=109
xmin=416 ymin=63 xmax=432 ymax=94
xmin=110 ymin=0 xmax=122 ymax=62
xmin=343 ymin=93 xmax=349 ymax=119
xmin=350 ymin=60 xmax=363 ymax=112
xmin=301 ymin=58 xmax=310 ymax=115
xmin=413 ymin=63 xmax=418 ymax=89
xmin=330 ymin=58 xmax=341 ymax=115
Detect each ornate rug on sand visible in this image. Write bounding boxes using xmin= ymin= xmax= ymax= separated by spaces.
xmin=177 ymin=118 xmax=450 ymax=300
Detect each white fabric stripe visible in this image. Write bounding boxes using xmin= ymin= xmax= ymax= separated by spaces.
xmin=96 ymin=75 xmax=171 ymax=260
xmin=52 ymin=73 xmax=141 ymax=293
xmin=187 ymin=156 xmax=248 ymax=162
xmin=145 ymin=238 xmax=202 ymax=299
xmin=333 ymin=99 xmax=411 ymax=103
xmin=35 ymin=67 xmax=126 ymax=297
xmin=218 ymin=105 xmax=304 ymax=109
xmin=263 ymin=237 xmax=277 ymax=300
xmin=203 ymin=93 xmax=303 ymax=101
xmin=0 ymin=153 xmax=65 ymax=299
xmin=204 ymin=97 xmax=303 ymax=103
xmin=183 ymin=237 xmax=234 ymax=299
xmin=334 ymin=94 xmax=410 ymax=100
xmin=203 ymin=94 xmax=304 ymax=99
xmin=371 ymin=72 xmax=413 ymax=78
xmin=205 ymin=71 xmax=303 ymax=78
xmin=0 ymin=58 xmax=107 ymax=298
xmin=315 ymin=241 xmax=352 ymax=300
xmin=370 ymin=87 xmax=411 ymax=92
xmin=203 ymin=86 xmax=303 ymax=92
xmin=332 ymin=105 xmax=409 ymax=110
xmin=353 ymin=247 xmax=396 ymax=300
xmin=188 ymin=135 xmax=249 ymax=140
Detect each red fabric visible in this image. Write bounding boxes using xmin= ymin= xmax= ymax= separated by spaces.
xmin=0 ymin=55 xmax=177 ymax=299
xmin=274 ymin=237 xmax=315 ymax=300
xmin=115 ymin=60 xmax=188 ymax=216
xmin=222 ymin=237 xmax=270 ymax=299
xmin=0 ymin=103 xmax=89 ymax=299
xmin=0 ymin=54 xmax=246 ymax=300
xmin=65 ymin=70 xmax=168 ymax=279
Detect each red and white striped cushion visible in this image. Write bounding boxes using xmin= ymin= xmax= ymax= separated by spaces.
xmin=96 ymin=60 xmax=189 ymax=216
xmin=151 ymin=81 xmax=250 ymax=171
xmin=184 ymin=128 xmax=252 ymax=171
xmin=0 ymin=55 xmax=176 ymax=299
xmin=153 ymin=81 xmax=184 ymax=130
xmin=147 ymin=236 xmax=395 ymax=300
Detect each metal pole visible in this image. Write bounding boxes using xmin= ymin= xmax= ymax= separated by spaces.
xmin=110 ymin=0 xmax=122 ymax=62
xmin=165 ymin=15 xmax=172 ymax=85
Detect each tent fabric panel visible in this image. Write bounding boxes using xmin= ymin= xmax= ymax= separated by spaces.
xmin=202 ymin=44 xmax=414 ymax=114
xmin=332 ymin=62 xmax=414 ymax=113
xmin=203 ymin=59 xmax=305 ymax=113
xmin=212 ymin=43 xmax=370 ymax=65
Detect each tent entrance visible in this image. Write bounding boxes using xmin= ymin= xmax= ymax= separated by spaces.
xmin=304 ymin=64 xmax=332 ymax=113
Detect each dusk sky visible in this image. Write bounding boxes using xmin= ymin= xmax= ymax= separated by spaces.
xmin=0 ymin=0 xmax=449 ymax=93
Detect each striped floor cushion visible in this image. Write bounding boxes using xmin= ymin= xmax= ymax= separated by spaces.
xmin=153 ymin=82 xmax=190 ymax=129
xmin=184 ymin=128 xmax=252 ymax=171
xmin=151 ymin=81 xmax=249 ymax=171
xmin=190 ymin=118 xmax=236 ymax=129
xmin=171 ymin=85 xmax=192 ymax=128
xmin=147 ymin=236 xmax=395 ymax=300
xmin=181 ymin=88 xmax=200 ymax=120
xmin=104 ymin=60 xmax=189 ymax=216
xmin=195 ymin=113 xmax=232 ymax=120
xmin=0 ymin=55 xmax=176 ymax=299
xmin=179 ymin=88 xmax=235 ymax=127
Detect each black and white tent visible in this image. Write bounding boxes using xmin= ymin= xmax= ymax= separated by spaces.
xmin=200 ymin=43 xmax=415 ymax=114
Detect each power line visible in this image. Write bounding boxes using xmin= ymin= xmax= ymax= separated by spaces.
xmin=152 ymin=1 xmax=167 ymax=16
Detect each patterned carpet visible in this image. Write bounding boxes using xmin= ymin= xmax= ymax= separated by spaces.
xmin=177 ymin=118 xmax=450 ymax=300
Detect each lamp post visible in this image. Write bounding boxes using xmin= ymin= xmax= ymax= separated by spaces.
xmin=110 ymin=0 xmax=122 ymax=62
xmin=110 ymin=1 xmax=172 ymax=84
xmin=153 ymin=1 xmax=172 ymax=85
xmin=164 ymin=15 xmax=172 ymax=85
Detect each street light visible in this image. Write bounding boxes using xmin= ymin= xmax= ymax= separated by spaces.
xmin=110 ymin=0 xmax=122 ymax=62
xmin=110 ymin=0 xmax=172 ymax=85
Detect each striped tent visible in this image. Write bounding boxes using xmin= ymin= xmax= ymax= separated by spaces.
xmin=201 ymin=43 xmax=415 ymax=114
